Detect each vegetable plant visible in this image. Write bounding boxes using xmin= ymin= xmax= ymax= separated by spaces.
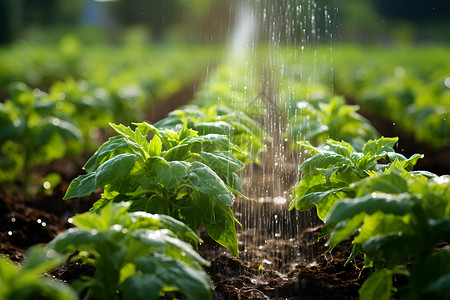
xmin=289 ymin=137 xmax=424 ymax=220
xmin=290 ymin=136 xmax=450 ymax=299
xmin=0 ymin=246 xmax=77 ymax=300
xmin=285 ymin=96 xmax=379 ymax=151
xmin=47 ymin=202 xmax=212 ymax=300
xmin=63 ymin=121 xmax=247 ymax=255
xmin=155 ymin=104 xmax=269 ymax=164
xmin=0 ymin=82 xmax=82 ymax=187
xmin=325 ymin=172 xmax=450 ymax=299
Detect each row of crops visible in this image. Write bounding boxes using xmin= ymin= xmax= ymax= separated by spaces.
xmin=0 ymin=35 xmax=210 ymax=187
xmin=334 ymin=45 xmax=450 ymax=148
xmin=1 ymin=35 xmax=449 ymax=299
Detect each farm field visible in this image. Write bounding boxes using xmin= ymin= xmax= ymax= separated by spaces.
xmin=1 ymin=1 xmax=450 ymax=300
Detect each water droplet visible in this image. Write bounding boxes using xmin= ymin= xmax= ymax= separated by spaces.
xmin=11 ymin=217 xmax=16 ymax=222
xmin=51 ymin=118 xmax=60 ymax=126
xmin=8 ymin=231 xmax=12 ymax=236
xmin=43 ymin=181 xmax=51 ymax=189
xmin=444 ymin=77 xmax=450 ymax=88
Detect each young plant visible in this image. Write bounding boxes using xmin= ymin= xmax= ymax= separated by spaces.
xmin=47 ymin=202 xmax=212 ymax=300
xmin=64 ymin=121 xmax=247 ymax=255
xmin=290 ymin=135 xmax=449 ymax=299
xmin=155 ymin=104 xmax=269 ymax=164
xmin=285 ymin=96 xmax=379 ymax=151
xmin=325 ymin=172 xmax=450 ymax=300
xmin=0 ymin=82 xmax=82 ymax=187
xmin=0 ymin=246 xmax=77 ymax=300
xmin=289 ymin=137 xmax=424 ymax=220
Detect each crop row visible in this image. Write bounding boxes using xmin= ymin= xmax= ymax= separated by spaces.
xmin=0 ymin=35 xmax=210 ymax=187
xmin=0 ymin=54 xmax=400 ymax=299
xmin=2 ymin=42 xmax=449 ymax=299
xmin=0 ymin=60 xmax=272 ymax=299
xmin=333 ymin=45 xmax=450 ymax=148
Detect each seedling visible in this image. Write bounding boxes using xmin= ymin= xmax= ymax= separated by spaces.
xmin=64 ymin=121 xmax=248 ymax=255
xmin=47 ymin=202 xmax=212 ymax=300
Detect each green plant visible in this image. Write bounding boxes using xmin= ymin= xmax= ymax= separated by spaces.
xmin=290 ymin=136 xmax=449 ymax=299
xmin=155 ymin=104 xmax=269 ymax=164
xmin=285 ymin=96 xmax=379 ymax=151
xmin=334 ymin=45 xmax=450 ymax=148
xmin=289 ymin=137 xmax=424 ymax=220
xmin=0 ymin=247 xmax=77 ymax=300
xmin=47 ymin=202 xmax=212 ymax=300
xmin=325 ymin=172 xmax=450 ymax=300
xmin=64 ymin=121 xmax=247 ymax=255
xmin=0 ymin=82 xmax=82 ymax=186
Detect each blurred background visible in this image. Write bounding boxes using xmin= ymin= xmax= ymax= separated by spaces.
xmin=1 ymin=0 xmax=449 ymax=186
xmin=1 ymin=0 xmax=449 ymax=45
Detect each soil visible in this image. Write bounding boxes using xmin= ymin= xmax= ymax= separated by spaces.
xmin=1 ymin=84 xmax=448 ymax=299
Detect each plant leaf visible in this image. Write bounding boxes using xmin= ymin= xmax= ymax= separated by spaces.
xmin=187 ymin=161 xmax=234 ymax=207
xmin=64 ymin=153 xmax=137 ymax=199
xmin=358 ymin=269 xmax=395 ymax=300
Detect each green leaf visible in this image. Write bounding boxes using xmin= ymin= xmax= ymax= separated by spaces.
xmin=21 ymin=246 xmax=66 ymax=276
xmin=47 ymin=229 xmax=117 ymax=253
xmin=185 ymin=134 xmax=231 ymax=151
xmin=163 ymin=144 xmax=191 ymax=161
xmin=130 ymin=212 xmax=202 ymax=244
xmin=300 ymin=151 xmax=353 ymax=172
xmin=64 ymin=153 xmax=137 ymax=199
xmin=358 ymin=269 xmax=395 ymax=300
xmin=361 ymin=233 xmax=417 ymax=266
xmin=290 ymin=173 xmax=327 ymax=210
xmin=148 ymin=135 xmax=162 ymax=156
xmin=194 ymin=121 xmax=233 ymax=135
xmin=194 ymin=193 xmax=239 ymax=256
xmin=188 ymin=161 xmax=234 ymax=207
xmin=409 ymin=247 xmax=450 ymax=299
xmin=296 ymin=188 xmax=354 ymax=214
xmin=133 ymin=256 xmax=212 ymax=300
xmin=121 ymin=274 xmax=162 ymax=300
xmin=84 ymin=136 xmax=143 ymax=173
xmin=323 ymin=140 xmax=354 ymax=157
xmin=200 ymin=151 xmax=245 ymax=174
xmin=327 ymin=213 xmax=364 ymax=247
xmin=49 ymin=117 xmax=83 ymax=141
xmin=325 ymin=193 xmax=412 ymax=224
xmin=362 ymin=137 xmax=397 ymax=159
xmin=354 ymin=172 xmax=409 ymax=196
xmin=153 ymin=160 xmax=189 ymax=190
xmin=227 ymin=172 xmax=243 ymax=193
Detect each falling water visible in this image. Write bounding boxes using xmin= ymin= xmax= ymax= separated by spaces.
xmin=217 ymin=0 xmax=339 ymax=270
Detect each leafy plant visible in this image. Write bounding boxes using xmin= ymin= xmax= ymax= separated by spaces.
xmin=0 ymin=246 xmax=77 ymax=300
xmin=290 ymin=135 xmax=449 ymax=299
xmin=285 ymin=96 xmax=379 ymax=151
xmin=289 ymin=137 xmax=424 ymax=220
xmin=155 ymin=104 xmax=269 ymax=164
xmin=325 ymin=172 xmax=450 ymax=300
xmin=0 ymin=82 xmax=82 ymax=186
xmin=334 ymin=45 xmax=450 ymax=148
xmin=64 ymin=121 xmax=247 ymax=255
xmin=47 ymin=202 xmax=212 ymax=300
